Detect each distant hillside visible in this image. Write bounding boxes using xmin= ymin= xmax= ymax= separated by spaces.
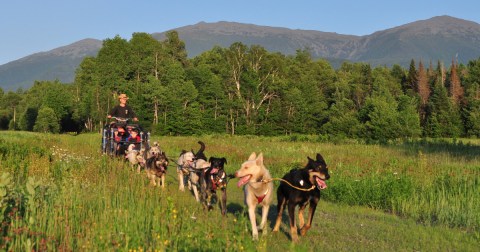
xmin=152 ymin=16 xmax=480 ymax=67
xmin=352 ymin=16 xmax=480 ymax=66
xmin=1 ymin=15 xmax=480 ymax=90
xmin=0 ymin=39 xmax=102 ymax=90
xmin=152 ymin=21 xmax=360 ymax=61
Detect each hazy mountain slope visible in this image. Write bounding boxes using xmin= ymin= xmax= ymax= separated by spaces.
xmin=0 ymin=39 xmax=102 ymax=90
xmin=352 ymin=16 xmax=480 ymax=66
xmin=1 ymin=16 xmax=479 ymax=91
xmin=152 ymin=21 xmax=360 ymax=59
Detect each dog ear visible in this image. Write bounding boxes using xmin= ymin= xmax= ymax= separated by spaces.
xmin=209 ymin=157 xmax=214 ymax=163
xmin=316 ymin=153 xmax=326 ymax=163
xmin=222 ymin=157 xmax=227 ymax=164
xmin=256 ymin=153 xmax=264 ymax=165
xmin=248 ymin=152 xmax=256 ymax=161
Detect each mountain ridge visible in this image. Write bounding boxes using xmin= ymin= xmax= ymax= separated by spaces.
xmin=1 ymin=15 xmax=480 ymax=90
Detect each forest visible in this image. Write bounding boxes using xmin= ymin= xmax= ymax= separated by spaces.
xmin=0 ymin=31 xmax=479 ymax=141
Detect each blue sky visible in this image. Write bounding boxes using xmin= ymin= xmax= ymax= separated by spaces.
xmin=1 ymin=0 xmax=479 ymax=65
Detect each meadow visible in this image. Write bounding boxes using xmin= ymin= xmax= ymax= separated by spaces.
xmin=0 ymin=131 xmax=479 ymax=251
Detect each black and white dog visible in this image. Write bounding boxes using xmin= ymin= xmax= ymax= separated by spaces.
xmin=176 ymin=141 xmax=210 ymax=202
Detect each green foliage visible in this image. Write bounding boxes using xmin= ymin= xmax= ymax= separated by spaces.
xmin=33 ymin=106 xmax=60 ymax=133
xmin=463 ymin=83 xmax=480 ymax=137
xmin=425 ymin=82 xmax=463 ymax=137
xmin=360 ymin=96 xmax=401 ymax=141
xmin=18 ymin=107 xmax=37 ymax=131
xmin=324 ymin=173 xmax=415 ymax=210
xmin=396 ymin=95 xmax=422 ymax=138
xmin=1 ymin=36 xmax=479 ymax=140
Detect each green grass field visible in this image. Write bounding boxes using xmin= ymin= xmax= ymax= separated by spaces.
xmin=0 ymin=132 xmax=479 ymax=251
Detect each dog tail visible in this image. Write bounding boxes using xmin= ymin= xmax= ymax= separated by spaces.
xmin=197 ymin=141 xmax=205 ymax=153
xmin=194 ymin=141 xmax=207 ymax=161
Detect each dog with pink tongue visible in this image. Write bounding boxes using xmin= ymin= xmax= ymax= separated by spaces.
xmin=234 ymin=152 xmax=273 ymax=240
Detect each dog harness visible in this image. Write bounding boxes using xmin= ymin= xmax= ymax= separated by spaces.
xmin=255 ymin=189 xmax=269 ymax=203
xmin=209 ymin=168 xmax=227 ymax=190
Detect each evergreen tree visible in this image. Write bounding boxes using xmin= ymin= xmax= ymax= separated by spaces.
xmin=397 ymin=95 xmax=422 ymax=138
xmin=405 ymin=59 xmax=417 ymax=96
xmin=448 ymin=60 xmax=464 ymax=106
xmin=416 ymin=61 xmax=430 ymax=126
xmin=425 ymin=80 xmax=463 ymax=137
xmin=322 ymin=88 xmax=360 ymax=139
xmin=390 ymin=64 xmax=407 ymax=93
xmin=463 ymin=82 xmax=480 ymax=137
xmin=360 ymin=95 xmax=400 ymax=142
xmin=416 ymin=61 xmax=430 ymax=106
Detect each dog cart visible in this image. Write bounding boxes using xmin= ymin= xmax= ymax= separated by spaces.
xmin=101 ymin=117 xmax=150 ymax=157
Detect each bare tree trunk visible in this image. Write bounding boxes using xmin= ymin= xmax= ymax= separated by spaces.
xmin=155 ymin=52 xmax=159 ymax=80
xmin=229 ymin=108 xmax=235 ymax=136
xmin=154 ymin=99 xmax=159 ymax=124
xmin=214 ymin=98 xmax=218 ymax=120
xmin=13 ymin=106 xmax=16 ymax=130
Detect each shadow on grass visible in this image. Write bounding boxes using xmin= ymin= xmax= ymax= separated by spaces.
xmin=391 ymin=138 xmax=480 ymax=161
xmin=226 ymin=201 xmax=294 ymax=240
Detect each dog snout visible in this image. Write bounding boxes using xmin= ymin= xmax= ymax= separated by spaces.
xmin=324 ymin=171 xmax=330 ymax=180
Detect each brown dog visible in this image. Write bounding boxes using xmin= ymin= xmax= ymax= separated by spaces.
xmin=145 ymin=150 xmax=169 ymax=188
xmin=272 ymin=153 xmax=330 ymax=242
xmin=235 ymin=152 xmax=273 ymax=240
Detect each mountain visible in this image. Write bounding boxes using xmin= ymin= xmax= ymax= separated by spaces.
xmin=152 ymin=16 xmax=480 ymax=66
xmin=0 ymin=39 xmax=102 ymax=91
xmin=351 ymin=15 xmax=480 ymax=66
xmin=1 ymin=15 xmax=480 ymax=91
xmin=152 ymin=21 xmax=360 ymax=61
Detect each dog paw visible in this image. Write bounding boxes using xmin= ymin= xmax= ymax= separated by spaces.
xmin=300 ymin=225 xmax=310 ymax=236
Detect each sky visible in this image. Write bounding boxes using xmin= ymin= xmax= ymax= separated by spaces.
xmin=1 ymin=0 xmax=479 ymax=65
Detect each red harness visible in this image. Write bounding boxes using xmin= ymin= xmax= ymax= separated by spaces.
xmin=255 ymin=189 xmax=269 ymax=203
xmin=207 ymin=167 xmax=226 ymax=190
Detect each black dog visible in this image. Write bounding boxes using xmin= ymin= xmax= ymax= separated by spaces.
xmin=272 ymin=153 xmax=330 ymax=242
xmin=199 ymin=157 xmax=228 ymax=215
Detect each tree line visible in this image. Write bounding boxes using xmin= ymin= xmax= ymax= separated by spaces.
xmin=0 ymin=31 xmax=479 ymax=141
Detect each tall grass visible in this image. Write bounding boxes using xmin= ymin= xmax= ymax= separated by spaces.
xmin=0 ymin=132 xmax=479 ymax=250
